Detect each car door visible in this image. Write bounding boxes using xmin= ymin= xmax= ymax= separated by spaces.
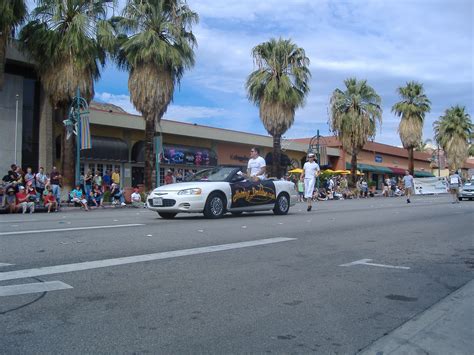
xmin=229 ymin=177 xmax=277 ymax=211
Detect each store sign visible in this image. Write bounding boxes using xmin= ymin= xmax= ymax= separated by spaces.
xmin=161 ymin=145 xmax=217 ymax=166
xmin=375 ymin=155 xmax=383 ymax=163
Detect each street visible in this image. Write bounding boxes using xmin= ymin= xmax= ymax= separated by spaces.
xmin=1 ymin=195 xmax=473 ymax=354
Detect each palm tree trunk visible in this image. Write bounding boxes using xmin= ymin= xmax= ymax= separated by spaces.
xmin=408 ymin=147 xmax=414 ymax=175
xmin=0 ymin=34 xmax=8 ymax=90
xmin=144 ymin=118 xmax=155 ymax=191
xmin=272 ymin=134 xmax=282 ymax=178
xmin=351 ymin=152 xmax=358 ymax=186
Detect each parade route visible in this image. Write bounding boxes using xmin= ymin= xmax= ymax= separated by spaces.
xmin=1 ymin=195 xmax=473 ymax=354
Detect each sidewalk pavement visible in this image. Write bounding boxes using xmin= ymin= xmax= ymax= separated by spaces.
xmin=359 ymin=279 xmax=474 ymax=355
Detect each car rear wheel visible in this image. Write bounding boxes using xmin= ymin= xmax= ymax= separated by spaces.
xmin=273 ymin=193 xmax=290 ymax=215
xmin=158 ymin=212 xmax=177 ymax=219
xmin=203 ymin=192 xmax=226 ymax=219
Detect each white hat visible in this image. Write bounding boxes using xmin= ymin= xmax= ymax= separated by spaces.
xmin=19 ymin=185 xmax=25 ymax=190
xmin=308 ymin=153 xmax=315 ymax=157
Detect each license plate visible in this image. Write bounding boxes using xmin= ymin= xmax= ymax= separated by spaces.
xmin=153 ymin=198 xmax=163 ymax=206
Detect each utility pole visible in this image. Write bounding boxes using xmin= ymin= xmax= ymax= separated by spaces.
xmin=437 ymin=144 xmax=441 ymax=177
xmin=316 ymin=129 xmax=320 ymax=190
xmin=14 ymin=94 xmax=19 ymax=164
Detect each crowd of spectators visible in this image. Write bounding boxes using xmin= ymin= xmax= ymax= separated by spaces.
xmin=1 ymin=164 xmax=143 ymax=214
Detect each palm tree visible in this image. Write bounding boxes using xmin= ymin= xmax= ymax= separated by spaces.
xmin=392 ymin=81 xmax=431 ymax=175
xmin=19 ymin=0 xmax=115 ymax=189
xmin=0 ymin=0 xmax=27 ymax=89
xmin=415 ymin=138 xmax=433 ymax=152
xmin=246 ymin=38 xmax=310 ymax=178
xmin=113 ymin=0 xmax=198 ymax=191
xmin=329 ymin=78 xmax=382 ymax=185
xmin=433 ymin=105 xmax=472 ymax=170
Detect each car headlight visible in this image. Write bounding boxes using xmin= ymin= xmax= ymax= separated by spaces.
xmin=177 ymin=188 xmax=202 ymax=195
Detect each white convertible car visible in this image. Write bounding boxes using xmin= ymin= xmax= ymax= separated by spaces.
xmin=147 ymin=166 xmax=298 ymax=219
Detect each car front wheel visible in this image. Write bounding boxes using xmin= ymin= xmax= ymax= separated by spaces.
xmin=158 ymin=212 xmax=177 ymax=219
xmin=203 ymin=192 xmax=226 ymax=219
xmin=273 ymin=193 xmax=290 ymax=215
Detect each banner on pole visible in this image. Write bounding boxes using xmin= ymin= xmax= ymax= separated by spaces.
xmin=80 ymin=115 xmax=92 ymax=150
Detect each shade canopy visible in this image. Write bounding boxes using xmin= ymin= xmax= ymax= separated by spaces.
xmin=80 ymin=136 xmax=128 ymax=162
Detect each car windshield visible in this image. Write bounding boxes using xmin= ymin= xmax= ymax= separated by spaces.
xmin=186 ymin=167 xmax=236 ymax=182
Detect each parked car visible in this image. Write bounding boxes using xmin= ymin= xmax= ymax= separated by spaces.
xmin=147 ymin=166 xmax=297 ymax=219
xmin=459 ymin=182 xmax=474 ymax=201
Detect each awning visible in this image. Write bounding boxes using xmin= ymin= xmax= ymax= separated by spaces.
xmin=80 ymin=136 xmax=128 ymax=162
xmin=414 ymin=170 xmax=435 ymax=177
xmin=389 ymin=167 xmax=406 ymax=175
xmin=346 ymin=163 xmax=392 ymax=174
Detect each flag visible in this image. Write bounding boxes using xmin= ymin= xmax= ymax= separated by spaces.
xmin=80 ymin=115 xmax=92 ymax=150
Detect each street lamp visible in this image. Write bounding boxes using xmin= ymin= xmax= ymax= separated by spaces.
xmin=14 ymin=94 xmax=19 ymax=164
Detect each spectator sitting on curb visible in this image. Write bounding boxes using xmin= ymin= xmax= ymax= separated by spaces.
xmin=110 ymin=183 xmax=126 ymax=207
xmin=26 ymin=182 xmax=38 ymax=203
xmin=44 ymin=190 xmax=58 ymax=213
xmin=5 ymin=183 xmax=17 ymax=213
xmin=70 ymin=185 xmax=89 ymax=211
xmin=91 ymin=184 xmax=105 ymax=208
xmin=16 ymin=186 xmax=35 ymax=213
xmin=131 ymin=187 xmax=142 ymax=208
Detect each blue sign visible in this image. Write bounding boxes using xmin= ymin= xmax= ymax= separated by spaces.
xmin=375 ymin=155 xmax=383 ymax=163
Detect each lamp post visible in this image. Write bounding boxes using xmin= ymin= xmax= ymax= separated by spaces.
xmin=14 ymin=94 xmax=19 ymax=164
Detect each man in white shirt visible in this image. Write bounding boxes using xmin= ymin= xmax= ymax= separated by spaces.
xmin=247 ymin=147 xmax=266 ymax=180
xmin=402 ymin=170 xmax=414 ymax=204
xmin=300 ymin=153 xmax=320 ymax=211
xmin=447 ymin=170 xmax=462 ymax=204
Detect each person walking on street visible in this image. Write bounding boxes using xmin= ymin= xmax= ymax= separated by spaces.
xmin=447 ymin=170 xmax=462 ymax=204
xmin=402 ymin=170 xmax=414 ymax=203
xmin=297 ymin=179 xmax=304 ymax=202
xmin=301 ymin=153 xmax=320 ymax=211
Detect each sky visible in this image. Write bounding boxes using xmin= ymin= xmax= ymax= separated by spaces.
xmin=32 ymin=0 xmax=474 ymax=146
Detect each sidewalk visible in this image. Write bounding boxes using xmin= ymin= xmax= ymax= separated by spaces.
xmin=359 ymin=279 xmax=474 ymax=354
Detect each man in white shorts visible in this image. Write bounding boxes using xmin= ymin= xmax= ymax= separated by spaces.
xmin=300 ymin=153 xmax=320 ymax=211
xmin=247 ymin=147 xmax=267 ymax=180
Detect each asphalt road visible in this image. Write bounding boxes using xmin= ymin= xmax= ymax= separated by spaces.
xmin=1 ymin=195 xmax=473 ymax=354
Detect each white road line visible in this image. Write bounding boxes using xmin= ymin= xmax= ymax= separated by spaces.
xmin=0 ymin=224 xmax=145 ymax=236
xmin=0 ymin=263 xmax=14 ymax=267
xmin=0 ymin=237 xmax=296 ymax=282
xmin=0 ymin=281 xmax=73 ymax=297
xmin=0 ymin=219 xmax=40 ymax=223
xmin=340 ymin=258 xmax=410 ymax=270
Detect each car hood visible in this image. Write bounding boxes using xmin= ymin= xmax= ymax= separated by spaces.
xmin=152 ymin=181 xmax=215 ymax=192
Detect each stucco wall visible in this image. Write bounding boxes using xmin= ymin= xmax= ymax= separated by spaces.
xmin=0 ymin=73 xmax=24 ymax=175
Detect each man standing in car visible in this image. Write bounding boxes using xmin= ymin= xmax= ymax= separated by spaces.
xmin=247 ymin=147 xmax=266 ymax=180
xmin=301 ymin=153 xmax=320 ymax=211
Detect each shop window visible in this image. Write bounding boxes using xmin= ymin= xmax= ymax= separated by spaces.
xmin=97 ymin=164 xmax=103 ymax=174
xmin=55 ymin=135 xmax=62 ymax=160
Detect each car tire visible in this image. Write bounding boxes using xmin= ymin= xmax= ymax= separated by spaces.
xmin=158 ymin=212 xmax=177 ymax=219
xmin=273 ymin=193 xmax=290 ymax=215
xmin=458 ymin=197 xmax=462 ymax=201
xmin=231 ymin=211 xmax=243 ymax=216
xmin=203 ymin=192 xmax=226 ymax=219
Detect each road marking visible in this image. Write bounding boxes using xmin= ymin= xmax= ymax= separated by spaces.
xmin=0 ymin=224 xmax=145 ymax=236
xmin=340 ymin=259 xmax=410 ymax=270
xmin=0 ymin=263 xmax=14 ymax=267
xmin=0 ymin=219 xmax=40 ymax=224
xmin=0 ymin=281 xmax=73 ymax=297
xmin=0 ymin=237 xmax=296 ymax=282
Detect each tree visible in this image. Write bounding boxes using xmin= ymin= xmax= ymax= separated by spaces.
xmin=329 ymin=78 xmax=382 ymax=185
xmin=246 ymin=38 xmax=310 ymax=178
xmin=392 ymin=81 xmax=431 ymax=175
xmin=415 ymin=138 xmax=433 ymax=152
xmin=19 ymin=0 xmax=114 ymax=189
xmin=113 ymin=0 xmax=198 ymax=191
xmin=0 ymin=0 xmax=27 ymax=89
xmin=433 ymin=105 xmax=472 ymax=170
